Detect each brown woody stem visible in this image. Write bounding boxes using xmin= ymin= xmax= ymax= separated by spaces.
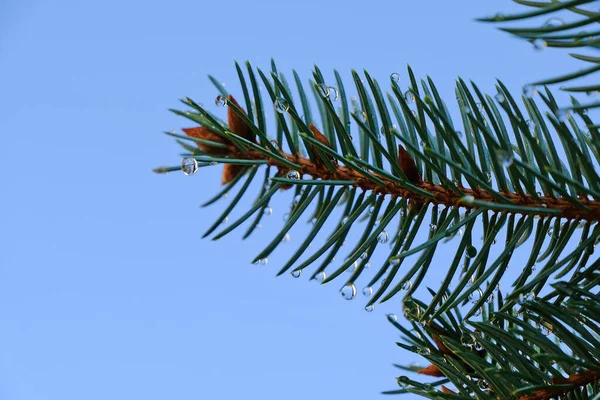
xmin=226 ymin=144 xmax=600 ymax=222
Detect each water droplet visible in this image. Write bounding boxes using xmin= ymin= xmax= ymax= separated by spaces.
xmin=404 ymin=90 xmax=415 ymax=103
xmin=387 ymin=313 xmax=398 ymax=322
xmin=460 ymin=333 xmax=474 ymax=348
xmin=523 ymin=85 xmax=538 ymax=98
xmin=287 ymin=170 xmax=301 ymax=180
xmin=215 ymin=95 xmax=227 ymax=107
xmin=495 ymin=93 xmax=505 ymax=103
xmin=291 ymin=269 xmax=302 ymax=278
xmin=466 ymin=245 xmax=477 ymax=258
xmin=341 ymin=216 xmax=349 ymax=225
xmin=281 ymin=233 xmax=291 ymax=243
xmin=181 ymin=157 xmax=198 ymax=175
xmin=377 ymin=230 xmax=389 ymax=244
xmin=328 ymin=87 xmax=339 ymax=101
xmin=526 ymin=119 xmax=536 ymax=131
xmin=317 ymin=83 xmax=330 ymax=97
xmin=518 ymin=292 xmax=533 ymax=305
xmin=533 ymin=38 xmax=547 ymax=50
xmin=390 ymin=72 xmax=401 ymax=82
xmin=543 ymin=17 xmax=565 ymax=28
xmin=556 ymin=108 xmax=570 ymax=122
xmin=364 ymin=262 xmax=370 ymax=269
xmin=497 ymin=149 xmax=514 ymax=167
xmin=313 ymin=271 xmax=326 ymax=282
xmin=396 ymin=376 xmax=409 ymax=389
xmin=347 ymin=261 xmax=359 ymax=273
xmin=365 ymin=305 xmax=375 ymax=312
xmin=469 ymin=288 xmax=483 ymax=304
xmin=390 ymin=258 xmax=400 ymax=266
xmin=340 ymin=283 xmax=357 ymax=300
xmin=547 ymin=227 xmax=554 ymax=237
xmin=263 ymin=207 xmax=273 ymax=216
xmin=462 ymin=195 xmax=475 ymax=204
xmin=537 ymin=320 xmax=552 ymax=336
xmin=254 ymin=258 xmax=268 ymax=265
xmin=283 ymin=212 xmax=290 ymax=221
xmin=362 ymin=286 xmax=372 ymax=297
xmin=401 ymin=281 xmax=412 ymax=291
xmin=293 ymin=194 xmax=302 ymax=205
xmin=274 ymin=98 xmax=289 ymax=113
xmin=478 ymin=379 xmax=489 ymax=391
xmin=485 ymin=171 xmax=492 ymax=182
xmin=360 ymin=252 xmax=368 ymax=260
xmin=429 ymin=223 xmax=437 ymax=232
xmin=360 ymin=111 xmax=367 ymax=122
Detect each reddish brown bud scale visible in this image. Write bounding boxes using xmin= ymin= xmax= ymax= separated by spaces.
xmin=222 ymin=164 xmax=245 ymax=185
xmin=417 ymin=364 xmax=444 ymax=377
xmin=309 ymin=123 xmax=337 ymax=167
xmin=397 ymin=144 xmax=422 ymax=184
xmin=441 ymin=385 xmax=456 ymax=394
xmin=227 ymin=95 xmax=254 ymax=143
xmin=182 ymin=126 xmax=230 ymax=155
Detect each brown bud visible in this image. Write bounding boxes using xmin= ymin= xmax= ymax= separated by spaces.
xmin=417 ymin=364 xmax=444 ymax=377
xmin=441 ymin=385 xmax=456 ymax=394
xmin=430 ymin=334 xmax=453 ymax=357
xmin=397 ymin=144 xmax=422 ymax=184
xmin=309 ymin=124 xmax=337 ymax=166
xmin=222 ymin=164 xmax=246 ymax=185
xmin=227 ymin=95 xmax=254 ymax=143
xmin=182 ymin=126 xmax=230 ymax=155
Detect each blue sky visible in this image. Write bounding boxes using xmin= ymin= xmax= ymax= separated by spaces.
xmin=0 ymin=1 xmax=591 ymax=399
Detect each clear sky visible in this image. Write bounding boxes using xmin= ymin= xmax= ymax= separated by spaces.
xmin=0 ymin=1 xmax=591 ymax=399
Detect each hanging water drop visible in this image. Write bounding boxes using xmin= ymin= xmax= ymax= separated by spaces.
xmin=328 ymin=87 xmax=339 ymax=101
xmin=362 ymin=286 xmax=372 ymax=297
xmin=526 ymin=119 xmax=536 ymax=131
xmin=263 ymin=207 xmax=273 ymax=216
xmin=543 ymin=17 xmax=565 ymax=28
xmin=396 ymin=376 xmax=409 ymax=389
xmin=314 ymin=271 xmax=326 ymax=283
xmin=360 ymin=252 xmax=368 ymax=260
xmin=469 ymin=288 xmax=483 ymax=304
xmin=485 ymin=171 xmax=492 ymax=182
xmin=390 ymin=72 xmax=401 ymax=82
xmin=274 ymin=98 xmax=290 ymax=113
xmin=340 ymin=283 xmax=357 ymax=300
xmin=497 ymin=149 xmax=514 ymax=167
xmin=377 ymin=230 xmax=389 ymax=244
xmin=523 ymin=85 xmax=538 ymax=98
xmin=317 ymin=83 xmax=330 ymax=98
xmin=401 ymin=281 xmax=412 ymax=291
xmin=556 ymin=109 xmax=569 ymax=122
xmin=287 ymin=170 xmax=301 ymax=180
xmin=365 ymin=305 xmax=375 ymax=312
xmin=254 ymin=258 xmax=268 ymax=266
xmin=387 ymin=314 xmax=398 ymax=322
xmin=547 ymin=227 xmax=554 ymax=237
xmin=466 ymin=245 xmax=478 ymax=258
xmin=404 ymin=90 xmax=415 ymax=103
xmin=494 ymin=93 xmax=505 ymax=103
xmin=181 ymin=157 xmax=198 ymax=176
xmin=429 ymin=223 xmax=437 ymax=232
xmin=215 ymin=95 xmax=227 ymax=107
xmin=390 ymin=258 xmax=400 ymax=266
xmin=533 ymin=38 xmax=547 ymax=50
xmin=281 ymin=233 xmax=291 ymax=243
xmin=291 ymin=269 xmax=302 ymax=278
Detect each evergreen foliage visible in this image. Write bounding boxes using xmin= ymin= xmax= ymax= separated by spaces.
xmin=156 ymin=1 xmax=600 ymax=398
